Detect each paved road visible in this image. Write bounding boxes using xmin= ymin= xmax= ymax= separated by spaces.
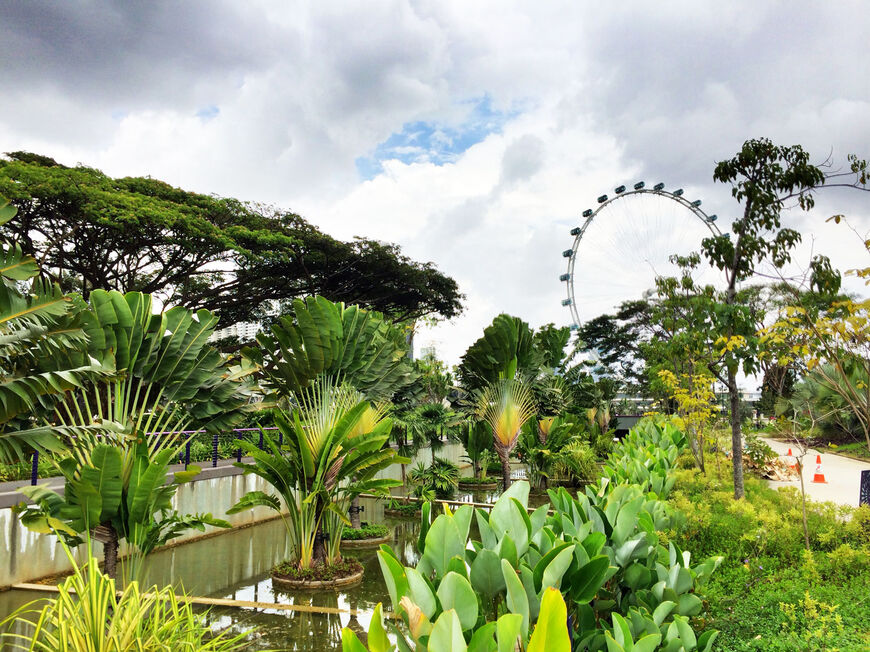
xmin=761 ymin=437 xmax=870 ymax=508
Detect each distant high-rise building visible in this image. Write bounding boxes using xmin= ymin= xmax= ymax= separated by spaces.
xmin=419 ymin=344 xmax=437 ymax=359
xmin=209 ymin=322 xmax=261 ymax=343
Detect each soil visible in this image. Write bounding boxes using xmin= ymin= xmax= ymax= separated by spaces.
xmin=271 ymin=558 xmax=364 ymax=590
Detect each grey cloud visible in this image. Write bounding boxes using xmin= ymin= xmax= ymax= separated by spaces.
xmin=500 ymin=134 xmax=545 ymax=186
xmin=0 ymin=0 xmax=281 ymax=109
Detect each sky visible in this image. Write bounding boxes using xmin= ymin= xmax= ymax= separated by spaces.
xmin=1 ymin=1 xmax=868 ymax=381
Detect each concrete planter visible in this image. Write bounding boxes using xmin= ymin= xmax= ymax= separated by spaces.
xmin=458 ymin=480 xmax=498 ymax=490
xmin=271 ymin=566 xmax=364 ymax=590
xmin=340 ymin=532 xmax=393 ymax=548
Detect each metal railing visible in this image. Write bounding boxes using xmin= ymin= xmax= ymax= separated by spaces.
xmin=27 ymin=427 xmax=280 ymax=486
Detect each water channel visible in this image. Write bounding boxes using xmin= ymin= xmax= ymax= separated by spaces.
xmin=0 ymin=487 xmax=515 ymax=651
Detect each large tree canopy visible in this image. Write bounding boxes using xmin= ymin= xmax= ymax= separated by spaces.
xmin=0 ymin=152 xmax=464 ymax=326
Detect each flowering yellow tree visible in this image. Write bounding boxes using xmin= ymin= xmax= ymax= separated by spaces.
xmin=760 ymin=224 xmax=870 ymax=452
xmin=657 ymin=369 xmax=717 ymax=473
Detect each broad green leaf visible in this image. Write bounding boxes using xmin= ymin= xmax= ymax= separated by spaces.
xmin=496 ymin=613 xmax=523 ymax=652
xmin=429 ymin=610 xmax=467 ymax=652
xmin=341 ymin=628 xmax=369 ymax=652
xmin=501 ymin=558 xmax=529 ymax=638
xmin=468 ymin=621 xmax=497 ymax=652
xmin=541 ymin=544 xmax=575 ymax=592
xmin=471 ymin=549 xmax=506 ymax=598
xmin=424 ymin=512 xmax=466 ymax=579
xmin=406 ymin=567 xmax=437 ymax=619
xmin=367 ymin=603 xmax=391 ymax=652
xmin=436 ymin=572 xmax=479 ymax=631
xmin=377 ymin=550 xmax=409 ymax=610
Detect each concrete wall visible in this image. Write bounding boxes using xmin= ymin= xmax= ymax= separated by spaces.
xmin=0 ymin=442 xmax=468 ymax=588
xmin=0 ymin=472 xmax=281 ymax=588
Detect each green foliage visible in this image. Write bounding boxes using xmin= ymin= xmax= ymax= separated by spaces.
xmin=248 ymin=295 xmax=415 ymax=401
xmin=458 ymin=314 xmax=538 ymax=389
xmin=576 ymin=300 xmax=653 ymax=394
xmin=518 ymin=416 xmax=596 ymax=489
xmin=670 ymin=466 xmax=870 ymax=650
xmin=552 ymin=439 xmax=598 ymax=485
xmin=229 ymin=377 xmax=404 ymax=568
xmin=342 ymin=589 xmax=574 ymax=652
xmin=272 ymin=557 xmax=363 ymax=582
xmin=533 ymin=323 xmax=571 ymax=371
xmin=350 ymin=418 xmax=722 ymax=651
xmin=15 ymin=440 xmax=229 ymax=577
xmin=409 ymin=457 xmax=460 ymax=499
xmin=341 ymin=522 xmax=390 ymax=541
xmin=742 ymin=434 xmax=775 ymax=467
xmin=459 ymin=420 xmax=495 ymax=478
xmin=0 ymin=197 xmax=116 ymax=463
xmin=0 ymin=546 xmax=249 ymax=651
xmin=0 ymin=152 xmax=463 ymax=325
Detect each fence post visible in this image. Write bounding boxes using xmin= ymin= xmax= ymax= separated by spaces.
xmin=185 ymin=441 xmax=191 ymax=470
xmin=30 ymin=451 xmax=39 ymax=486
xmin=258 ymin=429 xmax=264 ymax=450
xmin=212 ymin=432 xmax=219 ymax=468
xmin=278 ymin=429 xmax=283 ymax=447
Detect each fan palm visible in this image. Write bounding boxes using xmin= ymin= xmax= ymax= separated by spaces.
xmin=232 ymin=297 xmax=412 ymax=569
xmin=229 ymin=377 xmax=402 ymax=568
xmin=15 ymin=289 xmax=254 ymax=578
xmin=0 ymin=198 xmax=115 ymax=463
xmin=476 ymin=376 xmax=537 ymax=491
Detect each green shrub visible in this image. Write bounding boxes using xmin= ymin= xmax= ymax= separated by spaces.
xmin=408 ymin=457 xmax=460 ymax=499
xmin=342 ymin=522 xmax=389 ymax=540
xmin=668 ymin=451 xmax=870 ymax=649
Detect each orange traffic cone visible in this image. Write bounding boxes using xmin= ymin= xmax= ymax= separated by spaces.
xmin=786 ymin=448 xmax=797 ymax=471
xmin=812 ymin=454 xmax=827 ymax=484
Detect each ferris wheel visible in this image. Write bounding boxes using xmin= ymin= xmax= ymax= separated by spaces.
xmin=560 ymin=182 xmax=722 ymax=329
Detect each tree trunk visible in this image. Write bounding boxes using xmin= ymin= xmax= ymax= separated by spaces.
xmin=313 ymin=527 xmax=327 ymax=565
xmin=350 ymin=496 xmax=361 ymax=529
xmin=498 ymin=447 xmax=512 ymax=492
xmin=728 ymin=368 xmax=745 ymax=499
xmin=313 ymin=495 xmax=327 ymax=565
xmin=93 ymin=523 xmax=119 ymax=580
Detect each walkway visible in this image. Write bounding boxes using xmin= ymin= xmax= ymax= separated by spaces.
xmin=760 ymin=437 xmax=870 ymax=508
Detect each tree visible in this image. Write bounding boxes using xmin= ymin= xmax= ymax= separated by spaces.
xmin=230 ymin=379 xmax=400 ymax=568
xmin=657 ymin=369 xmax=716 ymax=473
xmin=475 ymin=375 xmax=537 ymax=491
xmin=458 ymin=314 xmax=539 ymax=390
xmin=0 ymin=198 xmax=115 ymax=463
xmin=699 ymin=138 xmax=867 ymax=499
xmin=232 ymin=297 xmax=412 ymax=567
xmin=0 ymin=152 xmax=463 ymax=328
xmin=14 ymin=289 xmax=253 ymax=578
xmin=577 ymin=299 xmax=655 ymax=393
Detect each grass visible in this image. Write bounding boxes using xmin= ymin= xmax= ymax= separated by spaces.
xmin=824 ymin=440 xmax=870 ymax=461
xmin=667 ymin=458 xmax=870 ymax=651
xmin=341 ymin=522 xmax=389 ymax=540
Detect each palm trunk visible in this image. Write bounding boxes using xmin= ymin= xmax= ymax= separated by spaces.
xmin=497 ymin=446 xmax=512 ymax=492
xmin=94 ymin=523 xmax=119 ymax=580
xmin=729 ymin=368 xmax=745 ymax=499
xmin=313 ymin=496 xmax=327 ymax=564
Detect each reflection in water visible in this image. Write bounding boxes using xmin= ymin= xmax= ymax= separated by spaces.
xmin=2 ymin=490 xmax=536 ymax=651
xmin=135 ymin=505 xmax=422 ymax=651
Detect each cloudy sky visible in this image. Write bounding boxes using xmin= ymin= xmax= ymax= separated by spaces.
xmin=1 ymin=1 xmax=868 ymax=374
